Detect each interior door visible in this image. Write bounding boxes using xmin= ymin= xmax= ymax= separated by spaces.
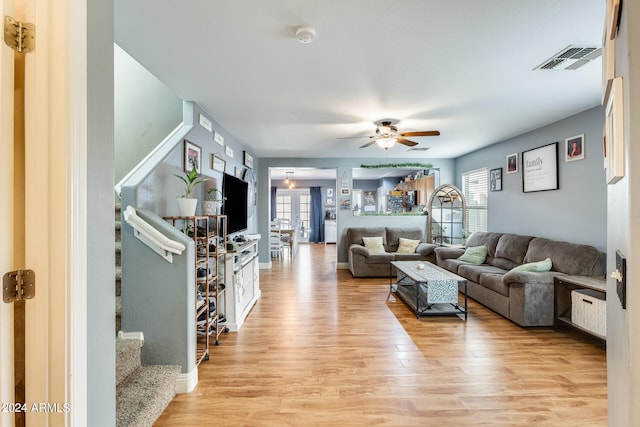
xmin=1 ymin=0 xmax=77 ymax=424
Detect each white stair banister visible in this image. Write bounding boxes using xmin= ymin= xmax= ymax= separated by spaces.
xmin=124 ymin=205 xmax=185 ymax=262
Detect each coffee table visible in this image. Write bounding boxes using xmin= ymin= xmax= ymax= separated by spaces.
xmin=390 ymin=261 xmax=467 ymax=319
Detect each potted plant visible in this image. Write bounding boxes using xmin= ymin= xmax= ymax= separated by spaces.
xmin=202 ymin=187 xmax=226 ymax=215
xmin=174 ymin=166 xmax=208 ymax=216
xmin=461 ymin=229 xmax=471 ymax=245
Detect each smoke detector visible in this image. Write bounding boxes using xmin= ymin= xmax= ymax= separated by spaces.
xmin=296 ymin=27 xmax=316 ymax=44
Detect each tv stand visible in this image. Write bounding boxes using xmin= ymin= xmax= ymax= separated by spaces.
xmin=223 ymin=238 xmax=261 ymax=331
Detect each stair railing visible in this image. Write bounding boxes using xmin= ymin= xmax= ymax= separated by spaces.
xmin=123 ymin=205 xmax=185 ymax=262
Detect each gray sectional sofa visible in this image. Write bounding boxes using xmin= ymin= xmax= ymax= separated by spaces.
xmin=435 ymin=232 xmax=606 ymax=327
xmin=347 ymin=227 xmax=437 ymax=277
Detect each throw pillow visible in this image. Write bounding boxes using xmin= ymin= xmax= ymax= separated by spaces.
xmin=510 ymin=257 xmax=552 ymax=272
xmin=397 ymin=237 xmax=421 ymax=254
xmin=362 ymin=236 xmax=385 ymax=254
xmin=457 ymin=245 xmax=488 ymax=265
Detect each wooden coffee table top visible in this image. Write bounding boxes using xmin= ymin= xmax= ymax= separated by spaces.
xmin=392 ymin=260 xmax=467 ymax=284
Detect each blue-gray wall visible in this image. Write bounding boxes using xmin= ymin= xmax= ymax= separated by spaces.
xmin=114 ymin=44 xmax=183 ymax=182
xmin=132 ymin=103 xmax=258 ymax=235
xmin=455 ymin=106 xmax=606 ymax=251
xmin=88 ymin=0 xmax=115 ymax=424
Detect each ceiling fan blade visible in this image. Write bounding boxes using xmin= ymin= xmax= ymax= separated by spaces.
xmin=400 ymin=130 xmax=440 ymax=137
xmin=336 ymin=135 xmax=374 ymax=140
xmin=397 ymin=138 xmax=418 ymax=147
xmin=359 ymin=140 xmax=377 ymax=149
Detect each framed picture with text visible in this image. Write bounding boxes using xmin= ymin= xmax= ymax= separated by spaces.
xmin=243 ymin=151 xmax=254 ymax=169
xmin=522 ymin=142 xmax=558 ymax=193
xmin=212 ymin=153 xmax=225 ymax=173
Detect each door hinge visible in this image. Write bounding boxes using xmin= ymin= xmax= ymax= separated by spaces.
xmin=3 ymin=16 xmax=35 ymax=53
xmin=3 ymin=270 xmax=35 ymax=303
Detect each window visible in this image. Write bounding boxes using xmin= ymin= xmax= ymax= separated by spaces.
xmin=462 ymin=168 xmax=488 ymax=234
xmin=299 ymin=194 xmax=310 ymax=238
xmin=276 ymin=194 xmax=292 ymax=223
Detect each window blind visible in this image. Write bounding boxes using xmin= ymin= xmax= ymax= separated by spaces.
xmin=462 ymin=168 xmax=488 ymax=234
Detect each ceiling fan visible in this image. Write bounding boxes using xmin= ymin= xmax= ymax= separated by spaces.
xmin=339 ymin=120 xmax=440 ymax=150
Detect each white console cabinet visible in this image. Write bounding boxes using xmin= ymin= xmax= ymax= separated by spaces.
xmin=324 ymin=220 xmax=337 ymax=244
xmin=224 ymin=238 xmax=260 ymax=331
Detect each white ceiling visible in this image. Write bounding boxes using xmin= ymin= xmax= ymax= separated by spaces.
xmin=114 ymin=0 xmax=605 ymax=160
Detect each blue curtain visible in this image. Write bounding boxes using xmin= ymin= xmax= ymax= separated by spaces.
xmin=309 ymin=187 xmax=324 ymax=243
xmin=271 ymin=186 xmax=277 ymax=220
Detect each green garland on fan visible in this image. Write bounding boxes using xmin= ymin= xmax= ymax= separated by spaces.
xmin=359 ymin=162 xmax=433 ymax=169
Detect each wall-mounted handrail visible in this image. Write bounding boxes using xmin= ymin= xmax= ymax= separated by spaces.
xmin=124 ymin=205 xmax=185 ymax=262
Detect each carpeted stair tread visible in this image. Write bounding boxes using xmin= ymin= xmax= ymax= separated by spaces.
xmin=116 ymin=338 xmax=142 ymax=386
xmin=116 ymin=365 xmax=180 ymax=427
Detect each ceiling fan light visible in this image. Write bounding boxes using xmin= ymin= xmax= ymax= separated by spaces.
xmin=376 ymin=137 xmax=396 ymax=149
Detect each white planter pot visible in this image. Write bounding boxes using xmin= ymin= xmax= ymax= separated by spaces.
xmin=201 ymin=200 xmax=219 ymax=216
xmin=177 ymin=198 xmax=198 ymax=216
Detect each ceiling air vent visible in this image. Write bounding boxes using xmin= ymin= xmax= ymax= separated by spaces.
xmin=534 ymin=45 xmax=601 ymax=71
xmin=408 ymin=147 xmax=430 ymax=152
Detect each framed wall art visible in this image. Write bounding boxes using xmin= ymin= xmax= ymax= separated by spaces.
xmin=489 ymin=168 xmax=502 ymax=191
xmin=606 ymin=0 xmax=621 ymax=40
xmin=605 ymin=77 xmax=624 ymax=184
xmin=243 ymin=151 xmax=254 ymax=169
xmin=506 ymin=153 xmax=518 ymax=174
xmin=184 ymin=140 xmax=201 ymax=173
xmin=212 ymin=153 xmax=226 ymax=173
xmin=565 ymin=134 xmax=585 ymax=162
xmin=522 ymin=142 xmax=559 ymax=193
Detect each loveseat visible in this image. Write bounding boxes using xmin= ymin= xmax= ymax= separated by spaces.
xmin=347 ymin=227 xmax=437 ymax=277
xmin=435 ymin=232 xmax=606 ymax=327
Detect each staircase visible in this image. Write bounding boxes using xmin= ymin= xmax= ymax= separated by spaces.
xmin=116 ymin=337 xmax=180 ymax=426
xmin=115 ymin=203 xmax=181 ymax=426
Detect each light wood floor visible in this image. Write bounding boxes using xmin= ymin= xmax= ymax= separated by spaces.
xmin=155 ymin=244 xmax=607 ymax=426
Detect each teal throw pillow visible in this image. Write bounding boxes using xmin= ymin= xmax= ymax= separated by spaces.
xmin=457 ymin=245 xmax=488 ymax=265
xmin=511 ymin=257 xmax=552 ymax=272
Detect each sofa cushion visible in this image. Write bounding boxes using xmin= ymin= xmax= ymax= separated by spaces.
xmin=511 ymin=257 xmax=552 ymax=272
xmin=479 ymin=272 xmax=511 ymax=297
xmin=395 ymin=253 xmax=424 ymax=261
xmin=347 ymin=227 xmax=387 ymax=247
xmin=524 ymin=238 xmax=605 ymax=276
xmin=492 ymin=234 xmax=534 ymax=270
xmin=386 ymin=227 xmax=423 ymax=252
xmin=458 ymin=245 xmax=488 ymax=264
xmin=363 ymin=236 xmax=385 ymax=254
xmin=364 ymin=252 xmax=394 ymax=264
xmin=397 ymin=237 xmax=421 ymax=254
xmin=465 ymin=232 xmax=502 ymax=264
xmin=437 ymin=258 xmax=466 ymax=274
xmin=458 ymin=264 xmax=506 ymax=283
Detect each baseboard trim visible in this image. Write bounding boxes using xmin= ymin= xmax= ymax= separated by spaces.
xmin=175 ymin=367 xmax=198 ymax=394
xmin=337 ymin=262 xmax=349 ymax=270
xmin=259 ymin=261 xmax=272 ymax=269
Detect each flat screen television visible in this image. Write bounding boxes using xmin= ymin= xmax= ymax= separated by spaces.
xmin=222 ymin=172 xmax=248 ymax=235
